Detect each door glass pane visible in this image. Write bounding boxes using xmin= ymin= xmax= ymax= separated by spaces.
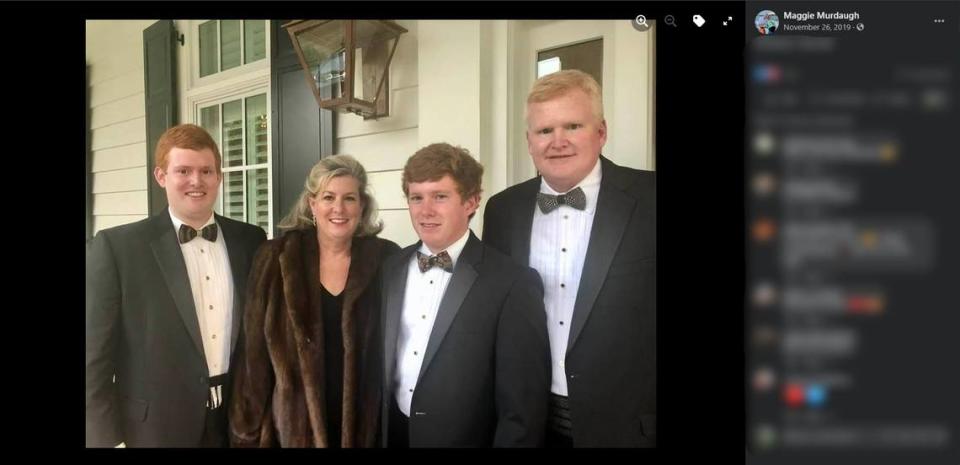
xmin=199 ymin=21 xmax=218 ymax=77
xmin=199 ymin=105 xmax=220 ymax=148
xmin=223 ymin=171 xmax=244 ymax=221
xmin=537 ymin=38 xmax=603 ymax=84
xmin=221 ymin=20 xmax=242 ymax=71
xmin=245 ymin=94 xmax=268 ymax=165
xmin=244 ymin=20 xmax=266 ymax=64
xmin=222 ymin=100 xmax=243 ymax=167
xmin=247 ymin=168 xmax=270 ymax=234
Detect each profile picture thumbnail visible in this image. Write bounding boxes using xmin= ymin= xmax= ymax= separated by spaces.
xmin=755 ymin=10 xmax=780 ymax=35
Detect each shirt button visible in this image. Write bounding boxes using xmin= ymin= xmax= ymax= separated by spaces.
xmin=209 ymin=305 xmax=213 ymax=310
xmin=429 ymin=280 xmax=433 ymax=284
xmin=200 ymin=249 xmax=204 ymax=253
xmin=559 ymin=321 xmax=564 ymax=325
xmin=206 ymin=276 xmax=210 ymax=281
xmin=564 ymin=215 xmax=568 ymax=219
xmin=212 ymin=334 xmax=216 ymax=339
xmin=413 ymin=351 xmax=418 ymax=356
xmin=408 ymin=389 xmax=413 ymax=393
xmin=421 ymin=315 xmax=426 ymax=319
xmin=561 ymin=283 xmax=566 ymax=288
xmin=561 ymin=248 xmax=567 ymax=252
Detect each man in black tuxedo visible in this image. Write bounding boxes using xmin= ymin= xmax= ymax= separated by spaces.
xmin=86 ymin=124 xmax=266 ymax=447
xmin=381 ymin=143 xmax=550 ymax=447
xmin=483 ymin=70 xmax=656 ymax=447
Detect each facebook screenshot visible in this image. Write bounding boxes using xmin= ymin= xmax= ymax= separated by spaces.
xmin=67 ymin=0 xmax=958 ymax=460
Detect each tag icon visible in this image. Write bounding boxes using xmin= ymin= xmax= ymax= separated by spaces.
xmin=693 ymin=14 xmax=706 ymax=27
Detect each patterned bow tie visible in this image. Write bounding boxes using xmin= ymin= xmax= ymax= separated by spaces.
xmin=178 ymin=223 xmax=218 ymax=244
xmin=417 ymin=250 xmax=453 ymax=273
xmin=536 ymin=186 xmax=586 ymax=214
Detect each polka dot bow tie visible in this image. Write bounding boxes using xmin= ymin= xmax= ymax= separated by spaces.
xmin=536 ymin=187 xmax=586 ymax=214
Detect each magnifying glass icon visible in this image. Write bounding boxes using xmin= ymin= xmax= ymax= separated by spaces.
xmin=635 ymin=15 xmax=649 ymax=28
xmin=664 ymin=15 xmax=677 ymax=27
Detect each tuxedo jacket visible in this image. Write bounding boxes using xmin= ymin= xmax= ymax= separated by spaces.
xmin=483 ymin=156 xmax=656 ymax=447
xmin=86 ymin=211 xmax=266 ymax=447
xmin=380 ymin=232 xmax=550 ymax=447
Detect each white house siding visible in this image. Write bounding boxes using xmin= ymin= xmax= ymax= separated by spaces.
xmin=87 ymin=20 xmax=154 ymax=234
xmin=335 ymin=20 xmax=420 ymax=248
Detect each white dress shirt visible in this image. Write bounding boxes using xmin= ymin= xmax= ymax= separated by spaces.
xmin=529 ymin=159 xmax=602 ymax=396
xmin=394 ymin=229 xmax=471 ymax=416
xmin=169 ymin=209 xmax=234 ymax=378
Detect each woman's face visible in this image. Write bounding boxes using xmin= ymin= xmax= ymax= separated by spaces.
xmin=309 ymin=175 xmax=363 ymax=243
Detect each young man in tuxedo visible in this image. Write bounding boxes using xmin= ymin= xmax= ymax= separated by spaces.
xmin=86 ymin=124 xmax=266 ymax=447
xmin=484 ymin=70 xmax=656 ymax=447
xmin=382 ymin=143 xmax=550 ymax=447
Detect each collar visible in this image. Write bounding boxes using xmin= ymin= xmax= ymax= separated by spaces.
xmin=538 ymin=157 xmax=603 ymax=213
xmin=417 ymin=228 xmax=471 ymax=268
xmin=168 ymin=207 xmax=216 ymax=234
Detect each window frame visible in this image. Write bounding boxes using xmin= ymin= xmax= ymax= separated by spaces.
xmin=178 ymin=19 xmax=275 ymax=238
xmin=195 ymin=89 xmax=272 ymax=230
xmin=187 ymin=20 xmax=270 ymax=90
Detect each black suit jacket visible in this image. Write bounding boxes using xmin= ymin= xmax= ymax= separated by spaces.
xmin=380 ymin=232 xmax=550 ymax=447
xmin=86 ymin=211 xmax=266 ymax=447
xmin=483 ymin=156 xmax=656 ymax=447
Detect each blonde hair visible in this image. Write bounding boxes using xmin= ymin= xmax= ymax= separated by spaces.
xmin=526 ymin=69 xmax=604 ymax=123
xmin=277 ymin=154 xmax=384 ymax=236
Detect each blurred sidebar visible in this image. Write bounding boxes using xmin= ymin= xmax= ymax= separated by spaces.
xmin=746 ymin=2 xmax=959 ymax=464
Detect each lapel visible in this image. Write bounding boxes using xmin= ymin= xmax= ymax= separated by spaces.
xmin=417 ymin=232 xmax=481 ymax=382
xmin=383 ymin=243 xmax=415 ymax=391
xmin=149 ymin=212 xmax=206 ymax=365
xmin=217 ymin=214 xmax=250 ymax=354
xmin=510 ymin=179 xmax=540 ymax=266
xmin=568 ymin=157 xmax=636 ymax=353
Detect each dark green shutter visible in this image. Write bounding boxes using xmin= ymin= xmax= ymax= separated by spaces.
xmin=270 ymin=20 xmax=334 ymax=237
xmin=143 ymin=20 xmax=178 ymax=216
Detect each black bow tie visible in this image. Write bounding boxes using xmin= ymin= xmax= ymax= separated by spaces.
xmin=537 ymin=187 xmax=587 ymax=214
xmin=178 ymin=223 xmax=218 ymax=244
xmin=417 ymin=250 xmax=453 ymax=273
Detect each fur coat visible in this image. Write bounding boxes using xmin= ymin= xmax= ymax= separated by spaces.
xmin=229 ymin=228 xmax=399 ymax=447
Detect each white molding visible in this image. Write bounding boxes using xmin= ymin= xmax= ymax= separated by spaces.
xmin=185 ymin=72 xmax=271 ymax=109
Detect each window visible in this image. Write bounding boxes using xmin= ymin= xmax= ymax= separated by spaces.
xmin=184 ymin=19 xmax=272 ymax=237
xmin=198 ymin=92 xmax=271 ymax=236
xmin=198 ymin=20 xmax=266 ymax=77
xmin=536 ymin=38 xmax=603 ymax=82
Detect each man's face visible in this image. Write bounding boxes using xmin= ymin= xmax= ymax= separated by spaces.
xmin=406 ymin=174 xmax=478 ymax=253
xmin=154 ymin=147 xmax=221 ymax=227
xmin=526 ymin=89 xmax=607 ymax=192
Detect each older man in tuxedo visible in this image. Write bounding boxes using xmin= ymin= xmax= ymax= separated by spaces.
xmin=484 ymin=70 xmax=656 ymax=447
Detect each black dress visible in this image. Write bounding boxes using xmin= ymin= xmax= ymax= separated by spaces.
xmin=319 ymin=283 xmax=344 ymax=448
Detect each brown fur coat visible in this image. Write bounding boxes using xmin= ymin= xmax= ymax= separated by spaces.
xmin=229 ymin=229 xmax=399 ymax=447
